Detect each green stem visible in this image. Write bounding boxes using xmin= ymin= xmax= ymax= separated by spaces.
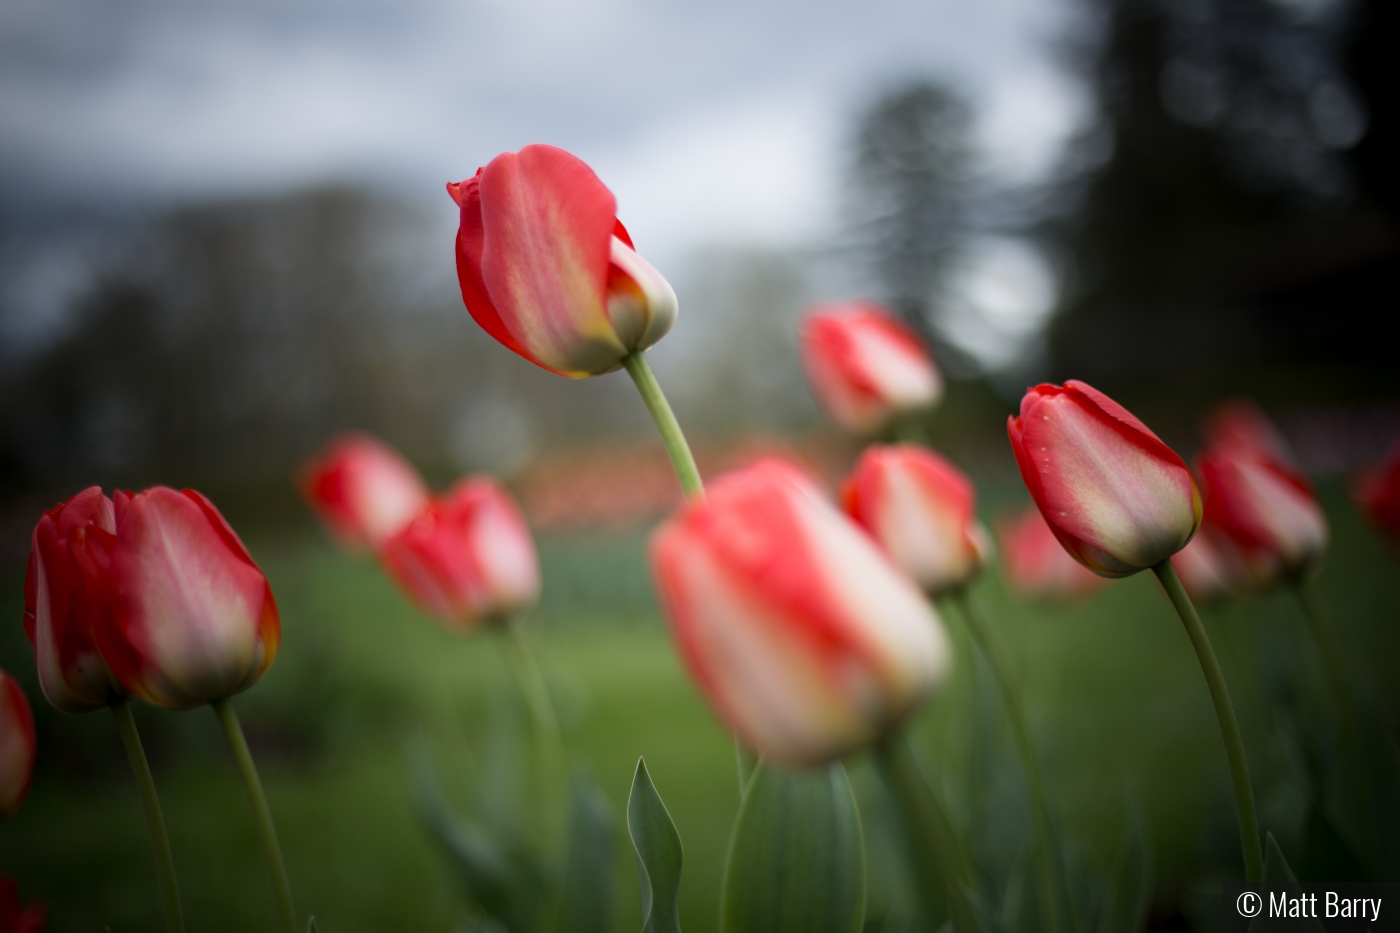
xmin=213 ymin=698 xmax=297 ymax=933
xmin=112 ymin=699 xmax=186 ymax=933
xmin=494 ymin=623 xmax=569 ymax=851
xmin=949 ymin=589 xmax=1063 ymax=933
xmin=873 ymin=734 xmax=978 ymax=933
xmin=1152 ymin=561 xmax=1263 ymax=883
xmin=622 ymin=351 xmax=704 ymax=500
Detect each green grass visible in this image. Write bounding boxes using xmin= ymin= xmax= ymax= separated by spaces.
xmin=1 ymin=483 xmax=1395 ymax=931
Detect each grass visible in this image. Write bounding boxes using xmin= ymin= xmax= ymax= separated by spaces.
xmin=1 ymin=483 xmax=1395 ymax=931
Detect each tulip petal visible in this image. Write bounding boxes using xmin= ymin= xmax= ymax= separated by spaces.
xmin=478 ymin=145 xmax=625 ymax=376
xmin=454 ymin=171 xmax=539 ymax=367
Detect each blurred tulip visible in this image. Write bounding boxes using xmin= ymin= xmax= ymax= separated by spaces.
xmin=1353 ymin=443 xmax=1400 ymax=548
xmin=380 ymin=477 xmax=541 ymax=627
xmin=1008 ymin=381 xmax=1201 ymax=577
xmin=300 ymin=433 xmax=431 ymax=550
xmin=1170 ymin=530 xmax=1237 ymax=605
xmin=650 ymin=458 xmax=950 ymax=766
xmin=92 ymin=488 xmax=280 ymax=710
xmin=23 ymin=487 xmax=125 ymax=713
xmin=841 ymin=444 xmax=988 ymax=596
xmin=447 ymin=144 xmax=677 ymax=378
xmin=995 ymin=506 xmax=1106 ymax=601
xmin=0 ymin=876 xmax=46 ymax=933
xmin=1201 ymin=398 xmax=1293 ymax=464
xmin=1197 ymin=445 xmax=1328 ymax=580
xmin=799 ymin=303 xmax=943 ymax=434
xmin=0 ymin=672 xmax=36 ymax=823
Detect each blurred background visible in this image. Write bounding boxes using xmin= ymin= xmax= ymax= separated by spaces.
xmin=1 ymin=0 xmax=1398 ymax=929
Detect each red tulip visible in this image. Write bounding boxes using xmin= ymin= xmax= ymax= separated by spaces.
xmin=1201 ymin=399 xmax=1292 ymax=465
xmin=650 ymin=459 xmax=950 ymax=766
xmin=0 ymin=876 xmax=46 ymax=933
xmin=92 ymin=488 xmax=280 ymax=710
xmin=23 ymin=487 xmax=126 ymax=713
xmin=1353 ymin=443 xmax=1400 ymax=548
xmin=994 ymin=506 xmax=1106 ymax=601
xmin=799 ymin=303 xmax=943 ymax=434
xmin=1170 ymin=530 xmax=1238 ymax=605
xmin=300 ymin=433 xmax=430 ymax=550
xmin=0 ymin=672 xmax=36 ymax=823
xmin=380 ymin=477 xmax=541 ymax=627
xmin=1008 ymin=381 xmax=1201 ymax=577
xmin=447 ymin=144 xmax=677 ymax=378
xmin=1196 ymin=445 xmax=1327 ymax=580
xmin=841 ymin=444 xmax=989 ymax=595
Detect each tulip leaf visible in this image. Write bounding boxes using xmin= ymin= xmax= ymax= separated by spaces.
xmin=628 ymin=758 xmax=684 ymax=933
xmin=1095 ymin=795 xmax=1152 ymax=933
xmin=555 ymin=770 xmax=617 ymax=933
xmin=305 ymin=918 xmax=318 ymax=933
xmin=1248 ymin=834 xmax=1324 ymax=933
xmin=720 ymin=760 xmax=866 ymax=933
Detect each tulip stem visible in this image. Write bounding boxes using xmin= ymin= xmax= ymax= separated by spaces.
xmin=948 ymin=589 xmax=1064 ymax=933
xmin=213 ymin=698 xmax=298 ymax=933
xmin=112 ymin=699 xmax=186 ymax=933
xmin=495 ymin=624 xmax=568 ymax=845
xmin=622 ymin=351 xmax=704 ymax=499
xmin=1152 ymin=560 xmax=1263 ymax=883
xmin=873 ymin=734 xmax=978 ymax=933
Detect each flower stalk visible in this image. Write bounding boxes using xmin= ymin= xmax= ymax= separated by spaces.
xmin=1152 ymin=560 xmax=1263 ymax=883
xmin=213 ymin=697 xmax=297 ymax=933
xmin=622 ymin=352 xmax=703 ymax=500
xmin=112 ymin=698 xmax=185 ymax=933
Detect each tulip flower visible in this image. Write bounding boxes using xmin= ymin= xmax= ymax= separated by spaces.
xmin=0 ymin=672 xmax=36 ymax=823
xmin=1196 ymin=445 xmax=1327 ymax=580
xmin=447 ymin=144 xmax=678 ymax=378
xmin=91 ymin=488 xmax=280 ymax=710
xmin=995 ymin=506 xmax=1106 ymax=602
xmin=0 ymin=877 xmax=46 ymax=933
xmin=1352 ymin=443 xmax=1400 ymax=549
xmin=1201 ymin=398 xmax=1292 ymax=465
xmin=799 ymin=303 xmax=943 ymax=435
xmin=841 ymin=444 xmax=989 ymax=596
xmin=380 ymin=477 xmax=541 ymax=627
xmin=650 ymin=459 xmax=950 ymax=766
xmin=300 ymin=433 xmax=430 ymax=550
xmin=1008 ymin=381 xmax=1202 ymax=578
xmin=23 ymin=486 xmax=125 ymax=713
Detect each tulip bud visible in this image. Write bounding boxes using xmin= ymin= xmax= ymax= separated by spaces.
xmin=447 ymin=145 xmax=677 ymax=378
xmin=93 ymin=488 xmax=280 ymax=710
xmin=994 ymin=506 xmax=1106 ymax=602
xmin=799 ymin=303 xmax=943 ymax=434
xmin=1008 ymin=381 xmax=1202 ymax=578
xmin=0 ymin=671 xmax=37 ymax=823
xmin=380 ymin=477 xmax=541 ymax=627
xmin=0 ymin=875 xmax=46 ymax=931
xmin=23 ymin=487 xmax=125 ymax=713
xmin=1196 ymin=445 xmax=1328 ymax=580
xmin=650 ymin=459 xmax=950 ymax=766
xmin=841 ymin=444 xmax=989 ymax=596
xmin=1201 ymin=399 xmax=1292 ymax=465
xmin=1352 ymin=443 xmax=1400 ymax=549
xmin=300 ymin=433 xmax=431 ymax=550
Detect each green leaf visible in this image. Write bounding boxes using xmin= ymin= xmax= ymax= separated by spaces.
xmin=720 ymin=760 xmax=866 ymax=933
xmin=962 ymin=881 xmax=1007 ymax=933
xmin=305 ymin=917 xmax=318 ymax=933
xmin=1298 ymin=803 xmax=1371 ymax=882
xmin=1095 ymin=795 xmax=1152 ymax=933
xmin=1248 ymin=833 xmax=1325 ymax=933
xmin=555 ymin=771 xmax=617 ymax=933
xmin=628 ymin=758 xmax=684 ymax=933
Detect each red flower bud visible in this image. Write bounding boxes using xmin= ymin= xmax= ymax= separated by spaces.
xmin=650 ymin=459 xmax=950 ymax=766
xmin=994 ymin=506 xmax=1106 ymax=602
xmin=1008 ymin=381 xmax=1201 ymax=577
xmin=1353 ymin=443 xmax=1400 ymax=549
xmin=0 ymin=673 xmax=37 ymax=823
xmin=23 ymin=487 xmax=126 ymax=713
xmin=0 ymin=876 xmax=46 ymax=933
xmin=94 ymin=489 xmax=280 ymax=709
xmin=448 ymin=145 xmax=677 ymax=378
xmin=300 ymin=433 xmax=430 ymax=550
xmin=379 ymin=477 xmax=540 ymax=627
xmin=1196 ymin=446 xmax=1327 ymax=581
xmin=841 ymin=444 xmax=988 ymax=595
xmin=799 ymin=303 xmax=943 ymax=434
